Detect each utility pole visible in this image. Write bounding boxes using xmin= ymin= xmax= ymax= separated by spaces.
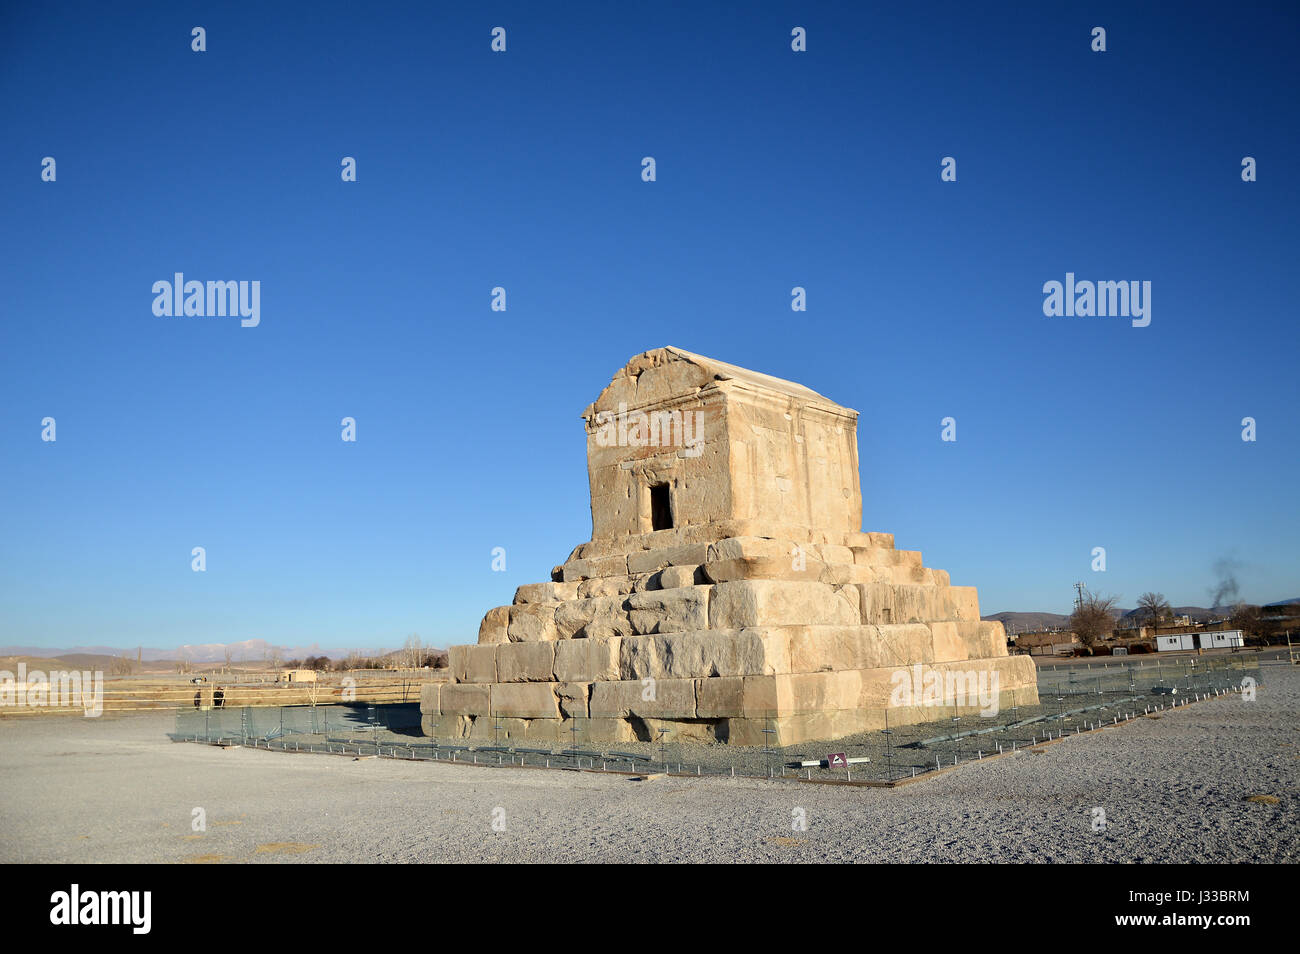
xmin=1073 ymin=581 xmax=1086 ymax=611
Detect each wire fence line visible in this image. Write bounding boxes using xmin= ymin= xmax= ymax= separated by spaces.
xmin=170 ymin=656 xmax=1263 ymax=786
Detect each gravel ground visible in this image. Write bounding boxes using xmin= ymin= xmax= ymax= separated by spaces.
xmin=1 ymin=660 xmax=1295 ymax=863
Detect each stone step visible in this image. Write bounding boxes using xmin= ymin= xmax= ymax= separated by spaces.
xmin=857 ymin=582 xmax=981 ymax=625
xmin=452 ymin=619 xmax=1010 ymax=686
xmin=426 ymin=653 xmax=1040 ymax=746
xmin=481 ymin=573 xmax=982 ymax=648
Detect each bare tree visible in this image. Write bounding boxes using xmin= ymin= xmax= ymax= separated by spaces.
xmin=307 ymin=673 xmax=324 ymax=707
xmin=1230 ymin=603 xmax=1267 ymax=643
xmin=402 ymin=634 xmax=423 ymax=670
xmin=1070 ymin=590 xmax=1120 ymax=651
xmin=1136 ymin=592 xmax=1171 ymax=634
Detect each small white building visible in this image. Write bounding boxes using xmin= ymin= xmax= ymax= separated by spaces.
xmin=1199 ymin=630 xmax=1244 ymax=649
xmin=1156 ymin=630 xmax=1244 ymax=652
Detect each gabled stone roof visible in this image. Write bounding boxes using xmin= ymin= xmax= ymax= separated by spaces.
xmin=584 ymin=346 xmax=855 ymax=417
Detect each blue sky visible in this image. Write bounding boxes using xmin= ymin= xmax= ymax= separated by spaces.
xmin=2 ymin=1 xmax=1296 ymax=653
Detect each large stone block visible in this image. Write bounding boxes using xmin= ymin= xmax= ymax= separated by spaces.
xmin=812 ymin=543 xmax=855 ymax=565
xmin=419 ymin=683 xmax=440 ymax=714
xmin=577 ymin=576 xmax=633 ymax=599
xmin=705 ymin=536 xmax=792 ymax=562
xmin=450 ymin=644 xmax=497 ymax=684
xmin=928 ymin=620 xmax=1006 ymax=662
xmin=561 ymin=553 xmax=629 ymax=581
xmin=709 ymin=580 xmax=860 ymax=629
xmin=556 ymin=682 xmax=589 ymax=719
xmin=627 ymin=543 xmax=710 ymax=575
xmin=439 ymin=683 xmax=490 ymax=717
xmin=508 ymin=603 xmax=559 ymax=642
xmin=514 ymin=581 xmax=581 ymax=604
xmin=618 ymin=629 xmax=777 ymax=679
xmin=625 ymin=585 xmax=709 ymax=635
xmin=653 ymin=564 xmax=700 ymax=589
xmin=702 ymin=556 xmax=827 ymax=584
xmin=589 ymin=677 xmax=697 ymax=720
xmin=478 ymin=605 xmax=509 ymax=644
xmin=783 ymin=623 xmax=934 ymax=673
xmin=856 ymin=583 xmax=977 ymax=625
xmin=929 ymin=621 xmax=970 ymax=663
xmin=496 ymin=641 xmax=556 ymax=682
xmin=554 ymin=637 xmax=622 ymax=682
xmin=554 ymin=595 xmax=634 ymax=640
xmin=947 ymin=586 xmax=981 ymax=621
xmin=491 ymin=682 xmax=562 ymax=720
xmin=584 ymin=718 xmax=637 ymax=743
xmin=424 ymin=712 xmax=478 ymax=739
xmin=695 ymin=676 xmax=744 ymax=718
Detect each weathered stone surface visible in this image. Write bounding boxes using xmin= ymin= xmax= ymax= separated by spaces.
xmin=419 ymin=683 xmax=439 ymax=714
xmin=589 ymin=678 xmax=697 ymax=720
xmin=812 ymin=543 xmax=855 ymax=565
xmin=449 ymin=644 xmax=497 ymax=684
xmin=478 ymin=605 xmax=509 ymax=645
xmin=625 ymin=586 xmax=709 ymax=635
xmin=553 ymin=637 xmax=622 ymax=682
xmin=577 ymin=576 xmax=637 ymax=599
xmin=584 ymin=718 xmax=636 ymax=743
xmin=784 ymin=623 xmax=934 ymax=673
xmin=654 ymin=564 xmax=700 ymax=589
xmin=556 ymin=682 xmax=589 ymax=719
xmin=702 ymin=555 xmax=826 ymax=584
xmin=496 ymin=641 xmax=556 ymax=682
xmin=491 ymin=682 xmax=562 ymax=720
xmin=554 ymin=595 xmax=634 ymax=640
xmin=515 ymin=581 xmax=581 ymax=604
xmin=695 ymin=676 xmax=744 ymax=718
xmin=561 ymin=553 xmax=629 ymax=581
xmin=856 ymin=583 xmax=979 ymax=625
xmin=709 ymin=580 xmax=860 ymax=629
xmin=627 ymin=543 xmax=709 ymax=575
xmin=508 ymin=603 xmax=558 ymax=642
xmin=619 ymin=629 xmax=776 ymax=679
xmin=439 ymin=683 xmax=490 ymax=717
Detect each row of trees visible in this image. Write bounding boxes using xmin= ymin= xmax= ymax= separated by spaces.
xmin=1068 ymin=590 xmax=1175 ymax=651
xmin=164 ymin=634 xmax=449 ymax=675
xmin=280 ymin=652 xmax=446 ymax=671
xmin=1069 ymin=586 xmax=1287 ymax=650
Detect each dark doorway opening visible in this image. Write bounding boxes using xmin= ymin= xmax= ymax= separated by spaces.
xmin=650 ymin=483 xmax=673 ymax=531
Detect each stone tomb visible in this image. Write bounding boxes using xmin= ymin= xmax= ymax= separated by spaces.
xmin=422 ymin=347 xmax=1038 ymax=745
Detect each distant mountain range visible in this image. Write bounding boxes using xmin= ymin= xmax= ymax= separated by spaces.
xmin=984 ymin=599 xmax=1298 ymax=633
xmin=0 ymin=638 xmax=406 ymax=663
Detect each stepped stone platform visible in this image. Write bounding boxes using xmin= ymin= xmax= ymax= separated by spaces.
xmin=422 ymin=347 xmax=1037 ymax=745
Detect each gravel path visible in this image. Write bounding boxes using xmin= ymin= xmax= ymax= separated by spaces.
xmin=2 ymin=660 xmax=1295 ymax=863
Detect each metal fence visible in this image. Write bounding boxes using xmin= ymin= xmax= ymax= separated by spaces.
xmin=170 ymin=655 xmax=1262 ymax=786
